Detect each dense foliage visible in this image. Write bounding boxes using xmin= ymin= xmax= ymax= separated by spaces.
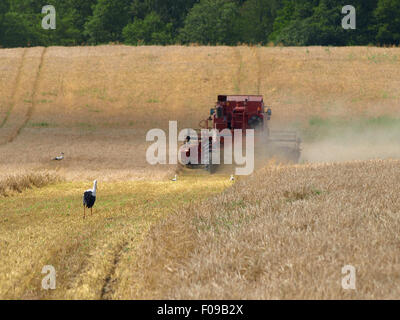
xmin=0 ymin=0 xmax=399 ymax=47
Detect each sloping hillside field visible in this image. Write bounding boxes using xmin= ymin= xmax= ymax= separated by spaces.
xmin=0 ymin=46 xmax=400 ymax=299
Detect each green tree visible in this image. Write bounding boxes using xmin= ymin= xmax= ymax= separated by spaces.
xmin=0 ymin=0 xmax=392 ymax=47
xmin=1 ymin=12 xmax=38 ymax=47
xmin=123 ymin=12 xmax=173 ymax=45
xmin=179 ymin=0 xmax=240 ymax=45
xmin=2 ymin=0 xmax=95 ymax=46
xmin=375 ymin=0 xmax=400 ymax=45
xmin=309 ymin=0 xmax=345 ymax=45
xmin=270 ymin=0 xmax=318 ymax=43
xmin=68 ymin=0 xmax=97 ymax=32
xmin=271 ymin=0 xmax=378 ymax=46
xmin=84 ymin=0 xmax=131 ymax=44
xmin=349 ymin=0 xmax=378 ymax=44
xmin=0 ymin=0 xmax=9 ymax=17
xmin=236 ymin=0 xmax=282 ymax=44
xmin=0 ymin=0 xmax=10 ymax=45
xmin=273 ymin=0 xmax=345 ymax=46
xmin=8 ymin=0 xmax=43 ymax=13
xmin=50 ymin=10 xmax=82 ymax=46
xmin=132 ymin=0 xmax=199 ymax=28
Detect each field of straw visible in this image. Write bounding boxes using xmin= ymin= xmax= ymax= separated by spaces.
xmin=0 ymin=45 xmax=400 ymax=299
xmin=1 ymin=45 xmax=400 ymax=179
xmin=131 ymin=160 xmax=400 ymax=299
xmin=0 ymin=175 xmax=230 ymax=299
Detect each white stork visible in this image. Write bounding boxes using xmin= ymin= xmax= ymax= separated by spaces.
xmin=52 ymin=152 xmax=64 ymax=161
xmin=83 ymin=180 xmax=97 ymax=219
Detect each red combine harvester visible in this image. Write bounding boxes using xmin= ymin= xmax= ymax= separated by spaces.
xmin=179 ymin=95 xmax=301 ymax=173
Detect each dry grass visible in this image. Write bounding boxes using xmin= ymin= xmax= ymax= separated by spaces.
xmin=0 ymin=175 xmax=229 ymax=299
xmin=1 ymin=46 xmax=400 ymax=179
xmin=130 ymin=160 xmax=400 ymax=299
xmin=1 ymin=46 xmax=400 ymax=299
xmin=0 ymin=171 xmax=61 ymax=196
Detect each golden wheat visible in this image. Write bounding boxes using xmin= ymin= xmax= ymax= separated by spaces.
xmin=0 ymin=175 xmax=229 ymax=299
xmin=1 ymin=46 xmax=400 ymax=299
xmin=0 ymin=171 xmax=61 ymax=196
xmin=1 ymin=46 xmax=400 ymax=180
xmin=129 ymin=160 xmax=400 ymax=299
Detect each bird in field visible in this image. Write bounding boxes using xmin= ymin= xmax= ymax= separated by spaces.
xmin=171 ymin=174 xmax=177 ymax=182
xmin=230 ymin=175 xmax=235 ymax=181
xmin=83 ymin=180 xmax=97 ymax=219
xmin=52 ymin=152 xmax=64 ymax=161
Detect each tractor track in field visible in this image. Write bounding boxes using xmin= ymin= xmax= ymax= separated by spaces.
xmin=0 ymin=48 xmax=27 ymax=129
xmin=234 ymin=47 xmax=262 ymax=95
xmin=11 ymin=47 xmax=47 ymax=143
xmin=100 ymin=241 xmax=128 ymax=300
xmin=254 ymin=47 xmax=262 ymax=95
xmin=1 ymin=47 xmax=47 ymax=145
xmin=234 ymin=47 xmax=243 ymax=94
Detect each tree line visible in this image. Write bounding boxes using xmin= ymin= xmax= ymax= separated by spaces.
xmin=0 ymin=0 xmax=399 ymax=48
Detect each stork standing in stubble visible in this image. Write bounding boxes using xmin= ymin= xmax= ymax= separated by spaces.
xmin=83 ymin=180 xmax=97 ymax=219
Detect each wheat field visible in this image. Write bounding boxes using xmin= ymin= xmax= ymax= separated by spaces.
xmin=0 ymin=45 xmax=400 ymax=299
xmin=1 ymin=45 xmax=400 ymax=179
xmin=132 ymin=160 xmax=400 ymax=299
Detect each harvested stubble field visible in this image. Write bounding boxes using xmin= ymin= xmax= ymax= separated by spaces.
xmin=0 ymin=45 xmax=400 ymax=299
